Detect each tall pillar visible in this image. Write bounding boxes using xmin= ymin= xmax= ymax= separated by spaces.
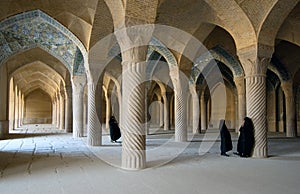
xmin=14 ymin=86 xmax=19 ymax=129
xmin=86 ymin=77 xmax=102 ymax=146
xmin=281 ymin=81 xmax=296 ymax=137
xmin=0 ymin=65 xmax=8 ymax=138
xmin=234 ymin=76 xmax=246 ymax=132
xmin=52 ymin=97 xmax=57 ymax=126
xmin=190 ymin=84 xmax=200 ymax=134
xmin=115 ymin=22 xmax=154 ymax=170
xmin=65 ymin=86 xmax=72 ymax=132
xmin=21 ymin=94 xmax=24 ymax=126
xmin=200 ymin=93 xmax=207 ymax=131
xmin=104 ymin=89 xmax=111 ymax=130
xmin=56 ymin=93 xmax=60 ymax=128
xmin=71 ymin=75 xmax=86 ymax=138
xmin=18 ymin=90 xmax=22 ymax=127
xmin=238 ymin=45 xmax=273 ymax=158
xmin=170 ymin=67 xmax=188 ymax=142
xmin=121 ymin=49 xmax=147 ymax=169
xmin=162 ymin=92 xmax=170 ymax=131
xmin=59 ymin=91 xmax=65 ymax=130
xmin=158 ymin=96 xmax=163 ymax=127
xmin=83 ymin=93 xmax=88 ymax=136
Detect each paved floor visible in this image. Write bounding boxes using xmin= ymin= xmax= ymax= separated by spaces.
xmin=1 ymin=125 xmax=300 ymax=194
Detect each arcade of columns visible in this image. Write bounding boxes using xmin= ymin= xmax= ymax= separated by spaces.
xmin=0 ymin=0 xmax=299 ymax=170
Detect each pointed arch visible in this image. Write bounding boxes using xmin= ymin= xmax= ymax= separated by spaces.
xmin=0 ymin=10 xmax=86 ymax=75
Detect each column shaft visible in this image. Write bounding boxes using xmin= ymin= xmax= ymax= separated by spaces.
xmin=65 ymin=86 xmax=72 ymax=132
xmin=200 ymin=95 xmax=207 ymax=131
xmin=246 ymin=75 xmax=267 ymax=157
xmin=14 ymin=87 xmax=19 ymax=129
xmin=72 ymin=76 xmax=86 ymax=138
xmin=234 ymin=76 xmax=246 ymax=132
xmin=87 ymin=82 xmax=101 ymax=146
xmin=162 ymin=94 xmax=169 ymax=130
xmin=121 ymin=61 xmax=146 ymax=169
xmin=282 ymin=81 xmax=296 ymax=137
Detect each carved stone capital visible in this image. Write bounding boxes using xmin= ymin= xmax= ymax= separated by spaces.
xmin=237 ymin=44 xmax=274 ymax=77
xmin=114 ymin=24 xmax=154 ymax=62
xmin=71 ymin=75 xmax=86 ymax=94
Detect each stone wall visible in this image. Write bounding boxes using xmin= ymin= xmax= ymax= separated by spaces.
xmin=24 ymin=90 xmax=52 ymax=124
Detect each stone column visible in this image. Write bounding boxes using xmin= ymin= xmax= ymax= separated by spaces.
xmin=104 ymin=89 xmax=111 ymax=130
xmin=59 ymin=91 xmax=65 ymax=130
xmin=234 ymin=76 xmax=246 ymax=132
xmin=162 ymin=92 xmax=169 ymax=131
xmin=200 ymin=93 xmax=207 ymax=131
xmin=281 ymin=81 xmax=296 ymax=137
xmin=21 ymin=94 xmax=24 ymax=126
xmin=190 ymin=84 xmax=200 ymax=134
xmin=238 ymin=46 xmax=273 ymax=158
xmin=71 ymin=75 xmax=86 ymax=138
xmin=65 ymin=86 xmax=72 ymax=132
xmin=121 ymin=49 xmax=147 ymax=169
xmin=52 ymin=97 xmax=57 ymax=126
xmin=18 ymin=90 xmax=22 ymax=127
xmin=170 ymin=67 xmax=188 ymax=142
xmin=56 ymin=93 xmax=60 ymax=128
xmin=83 ymin=94 xmax=87 ymax=136
xmin=86 ymin=75 xmax=102 ymax=146
xmin=14 ymin=86 xmax=19 ymax=129
xmin=158 ymin=95 xmax=164 ymax=127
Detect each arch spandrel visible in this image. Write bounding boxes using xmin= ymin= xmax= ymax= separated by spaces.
xmin=0 ymin=10 xmax=86 ymax=75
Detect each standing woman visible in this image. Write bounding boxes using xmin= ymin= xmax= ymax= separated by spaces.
xmin=219 ymin=119 xmax=233 ymax=156
xmin=109 ymin=115 xmax=121 ymax=143
xmin=236 ymin=117 xmax=254 ymax=157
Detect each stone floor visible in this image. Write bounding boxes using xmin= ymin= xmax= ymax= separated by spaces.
xmin=1 ymin=124 xmax=300 ymax=194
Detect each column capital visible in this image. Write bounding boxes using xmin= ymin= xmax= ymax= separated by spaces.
xmin=114 ymin=25 xmax=154 ymax=63
xmin=237 ymin=44 xmax=274 ymax=76
xmin=71 ymin=75 xmax=86 ymax=94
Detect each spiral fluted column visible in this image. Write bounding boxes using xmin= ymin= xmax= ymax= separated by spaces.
xmin=282 ymin=81 xmax=296 ymax=137
xmin=238 ymin=46 xmax=273 ymax=158
xmin=190 ymin=84 xmax=200 ymax=134
xmin=71 ymin=75 xmax=86 ymax=138
xmin=121 ymin=59 xmax=146 ymax=170
xmin=170 ymin=67 xmax=188 ymax=142
xmin=246 ymin=75 xmax=267 ymax=157
xmin=234 ymin=76 xmax=246 ymax=132
xmin=87 ymin=81 xmax=102 ymax=146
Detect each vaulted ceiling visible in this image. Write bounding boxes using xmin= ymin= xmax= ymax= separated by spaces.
xmin=0 ymin=0 xmax=299 ymax=97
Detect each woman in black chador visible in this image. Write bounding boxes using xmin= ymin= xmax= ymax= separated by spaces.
xmin=236 ymin=117 xmax=254 ymax=157
xmin=109 ymin=116 xmax=121 ymax=143
xmin=219 ymin=119 xmax=233 ymax=156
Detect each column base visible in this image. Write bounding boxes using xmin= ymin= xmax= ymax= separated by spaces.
xmin=122 ymin=150 xmax=146 ymax=170
xmin=252 ymin=149 xmax=268 ymax=158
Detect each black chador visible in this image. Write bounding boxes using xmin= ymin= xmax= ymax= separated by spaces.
xmin=109 ymin=116 xmax=121 ymax=143
xmin=236 ymin=117 xmax=254 ymax=157
xmin=219 ymin=119 xmax=233 ymax=156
